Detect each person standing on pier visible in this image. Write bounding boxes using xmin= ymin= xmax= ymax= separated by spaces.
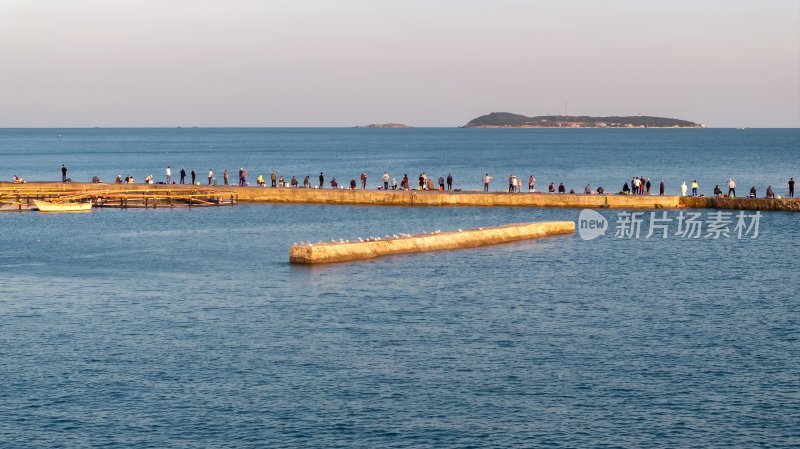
xmin=61 ymin=164 xmax=67 ymax=182
xmin=483 ymin=173 xmax=492 ymax=192
xmin=402 ymin=174 xmax=409 ymax=190
xmin=727 ymin=178 xmax=736 ymax=197
xmin=438 ymin=176 xmax=445 ymax=191
xmin=303 ymin=175 xmax=310 ymax=188
xmin=191 ymin=168 xmax=197 ymax=185
xmin=223 ymin=169 xmax=229 ymax=186
xmin=528 ymin=175 xmax=535 ymax=192
xmin=447 ymin=173 xmax=453 ymax=191
xmin=180 ymin=167 xmax=186 ymax=184
xmin=508 ymin=175 xmax=515 ymax=193
xmin=360 ymin=171 xmax=368 ymax=190
xmin=691 ymin=180 xmax=699 ymax=196
xmin=681 ymin=181 xmax=688 ymax=196
xmin=659 ymin=179 xmax=665 ymax=195
xmin=392 ymin=178 xmax=397 ymax=190
xmin=789 ymin=178 xmax=795 ymax=198
xmin=208 ymin=169 xmax=214 ymax=185
xmin=645 ymin=178 xmax=652 ymax=194
xmin=319 ymin=172 xmax=324 ymax=188
xmin=165 ymin=166 xmax=172 ymax=184
xmin=382 ymin=172 xmax=390 ymax=190
xmin=419 ymin=174 xmax=425 ymax=190
xmin=271 ymin=170 xmax=277 ymax=188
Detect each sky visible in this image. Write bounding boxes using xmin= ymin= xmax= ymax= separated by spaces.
xmin=1 ymin=0 xmax=798 ymax=127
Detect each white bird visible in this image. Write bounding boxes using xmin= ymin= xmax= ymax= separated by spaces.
xmin=458 ymin=229 xmax=463 ymax=232
xmin=358 ymin=238 xmax=364 ymax=242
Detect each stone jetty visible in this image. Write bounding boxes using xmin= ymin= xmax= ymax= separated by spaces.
xmin=289 ymin=221 xmax=575 ymax=264
xmin=2 ymin=183 xmax=797 ymax=211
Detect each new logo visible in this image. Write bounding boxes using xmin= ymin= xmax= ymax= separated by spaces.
xmin=578 ymin=209 xmax=608 ymax=240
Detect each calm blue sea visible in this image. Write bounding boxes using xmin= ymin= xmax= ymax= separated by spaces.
xmin=1 ymin=128 xmax=798 ymax=194
xmin=1 ymin=128 xmax=799 ymax=448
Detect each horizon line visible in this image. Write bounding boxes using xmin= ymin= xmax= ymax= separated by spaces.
xmin=1 ymin=126 xmax=800 ymax=130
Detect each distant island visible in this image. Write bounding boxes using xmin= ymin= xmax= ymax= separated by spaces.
xmin=355 ymin=123 xmax=412 ymax=128
xmin=464 ymin=112 xmax=703 ymax=128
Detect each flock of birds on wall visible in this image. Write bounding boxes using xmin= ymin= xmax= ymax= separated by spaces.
xmin=294 ymin=228 xmax=482 ymax=247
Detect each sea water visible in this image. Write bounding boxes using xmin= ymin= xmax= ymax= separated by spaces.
xmin=1 ymin=127 xmax=797 ymax=194
xmin=1 ymin=129 xmax=798 ymax=448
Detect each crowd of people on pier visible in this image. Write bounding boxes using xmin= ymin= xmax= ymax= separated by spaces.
xmin=13 ymin=164 xmax=796 ymax=200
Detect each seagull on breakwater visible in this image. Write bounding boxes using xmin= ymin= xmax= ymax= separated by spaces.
xmin=358 ymin=238 xmax=364 ymax=242
xmin=458 ymin=229 xmax=463 ymax=232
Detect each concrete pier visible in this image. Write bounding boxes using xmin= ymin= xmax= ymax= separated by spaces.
xmin=289 ymin=221 xmax=576 ymax=264
xmin=2 ymin=183 xmax=797 ymax=211
xmin=2 ymin=183 xmax=678 ymax=209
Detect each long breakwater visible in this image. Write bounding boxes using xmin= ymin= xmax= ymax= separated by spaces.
xmin=289 ymin=221 xmax=576 ymax=264
xmin=1 ymin=183 xmax=798 ymax=211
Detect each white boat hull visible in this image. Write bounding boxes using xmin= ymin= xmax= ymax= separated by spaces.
xmin=34 ymin=200 xmax=93 ymax=213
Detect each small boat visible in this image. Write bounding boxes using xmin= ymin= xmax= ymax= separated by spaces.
xmin=33 ymin=200 xmax=93 ymax=213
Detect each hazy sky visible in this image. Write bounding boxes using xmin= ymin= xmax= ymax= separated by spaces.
xmin=1 ymin=0 xmax=798 ymax=127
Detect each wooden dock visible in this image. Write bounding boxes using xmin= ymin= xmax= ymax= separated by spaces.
xmin=0 ymin=185 xmax=237 ymax=211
